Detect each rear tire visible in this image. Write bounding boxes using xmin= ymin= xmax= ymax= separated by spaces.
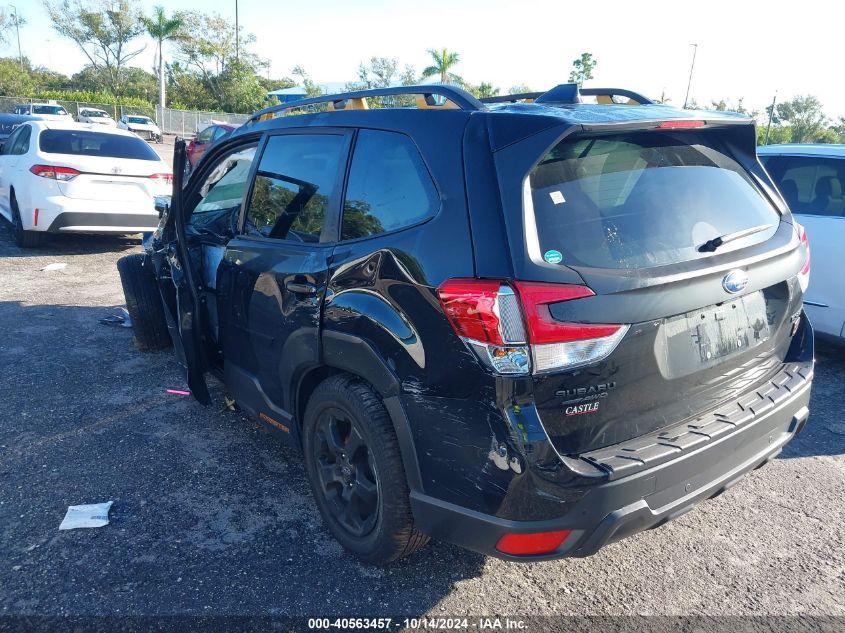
xmin=303 ymin=375 xmax=429 ymax=565
xmin=117 ymin=253 xmax=172 ymax=351
xmin=10 ymin=194 xmax=45 ymax=248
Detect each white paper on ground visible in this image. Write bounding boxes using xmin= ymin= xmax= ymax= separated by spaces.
xmin=41 ymin=263 xmax=67 ymax=271
xmin=59 ymin=501 xmax=113 ymax=530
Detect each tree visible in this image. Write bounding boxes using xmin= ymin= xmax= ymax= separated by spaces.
xmin=291 ymin=66 xmax=323 ymax=97
xmin=465 ymin=82 xmax=499 ymax=99
xmin=141 ymin=6 xmax=182 ymax=108
xmin=175 ymin=11 xmax=267 ymax=111
xmin=42 ymin=0 xmax=146 ymax=95
xmin=422 ymin=48 xmax=462 ymax=85
xmin=831 ymin=117 xmax=845 ymax=144
xmin=353 ymin=57 xmax=398 ymax=89
xmin=767 ymin=95 xmax=830 ymax=143
xmin=568 ymin=52 xmax=596 ymax=87
xmin=710 ymin=98 xmax=758 ymax=118
xmin=508 ymin=84 xmax=533 ymax=95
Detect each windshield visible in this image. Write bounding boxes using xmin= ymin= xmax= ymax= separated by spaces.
xmin=128 ymin=116 xmax=152 ymax=124
xmin=33 ymin=105 xmax=67 ymax=115
xmin=83 ymin=110 xmax=109 ymax=118
xmin=39 ymin=130 xmax=160 ymax=160
xmin=526 ymin=131 xmax=780 ymax=269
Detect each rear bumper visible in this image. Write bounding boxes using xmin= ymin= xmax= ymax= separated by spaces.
xmin=411 ymin=362 xmax=813 ymax=561
xmin=45 ymin=211 xmax=159 ymax=234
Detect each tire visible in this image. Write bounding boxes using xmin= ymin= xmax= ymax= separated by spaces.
xmin=10 ymin=194 xmax=45 ymax=248
xmin=303 ymin=375 xmax=429 ymax=565
xmin=117 ymin=253 xmax=172 ymax=351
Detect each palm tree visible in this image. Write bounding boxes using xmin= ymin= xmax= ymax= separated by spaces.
xmin=142 ymin=6 xmax=183 ymax=108
xmin=422 ymin=48 xmax=462 ymax=85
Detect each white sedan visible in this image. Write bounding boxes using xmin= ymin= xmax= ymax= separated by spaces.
xmin=117 ymin=115 xmax=163 ymax=142
xmin=0 ymin=121 xmax=172 ymax=247
xmin=77 ymin=108 xmax=117 ymax=127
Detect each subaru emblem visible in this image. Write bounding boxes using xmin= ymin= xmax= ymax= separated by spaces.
xmin=722 ymin=269 xmax=748 ymax=294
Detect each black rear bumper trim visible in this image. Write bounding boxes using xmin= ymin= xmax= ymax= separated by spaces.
xmin=47 ymin=212 xmax=159 ymax=232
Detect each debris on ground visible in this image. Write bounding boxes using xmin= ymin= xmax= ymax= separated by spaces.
xmin=221 ymin=396 xmax=236 ymax=412
xmin=58 ymin=501 xmax=113 ymax=530
xmin=98 ymin=307 xmax=133 ymax=328
xmin=166 ymin=389 xmax=191 ymax=396
xmin=40 ymin=263 xmax=67 ymax=272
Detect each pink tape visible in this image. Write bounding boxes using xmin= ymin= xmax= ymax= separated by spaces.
xmin=166 ymin=389 xmax=191 ymax=396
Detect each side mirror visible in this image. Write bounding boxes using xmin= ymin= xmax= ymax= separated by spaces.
xmin=154 ymin=195 xmax=171 ymax=219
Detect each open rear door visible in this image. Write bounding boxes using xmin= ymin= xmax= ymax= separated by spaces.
xmin=167 ymin=139 xmax=211 ymax=404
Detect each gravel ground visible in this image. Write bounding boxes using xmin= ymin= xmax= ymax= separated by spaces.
xmin=0 ymin=221 xmax=842 ymax=622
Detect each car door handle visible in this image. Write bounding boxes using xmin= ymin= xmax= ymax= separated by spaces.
xmin=285 ymin=281 xmax=318 ymax=295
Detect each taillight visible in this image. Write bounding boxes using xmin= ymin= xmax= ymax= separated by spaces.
xmin=495 ymin=530 xmax=572 ymax=556
xmin=149 ymin=173 xmax=173 ymax=184
xmin=656 ymin=120 xmax=706 ymax=129
xmin=796 ymin=223 xmax=810 ymax=292
xmin=29 ymin=164 xmax=80 ymax=181
xmin=437 ymin=279 xmax=628 ymax=375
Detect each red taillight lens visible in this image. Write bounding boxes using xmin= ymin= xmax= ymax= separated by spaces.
xmin=29 ymin=164 xmax=80 ymax=181
xmin=437 ymin=278 xmax=506 ymax=345
xmin=496 ymin=530 xmax=571 ymax=556
xmin=512 ymin=281 xmax=620 ymax=344
xmin=656 ymin=120 xmax=706 ymax=129
xmin=149 ymin=173 xmax=173 ymax=184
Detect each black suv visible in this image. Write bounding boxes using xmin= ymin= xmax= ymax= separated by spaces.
xmin=118 ymin=83 xmax=814 ymax=564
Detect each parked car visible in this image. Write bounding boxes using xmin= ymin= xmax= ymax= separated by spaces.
xmin=118 ymin=84 xmax=813 ymax=565
xmin=758 ymin=144 xmax=843 ymax=345
xmin=186 ymin=123 xmax=237 ymax=170
xmin=0 ymin=113 xmax=40 ymax=150
xmin=12 ymin=102 xmax=73 ymax=121
xmin=117 ymin=115 xmax=162 ymax=142
xmin=0 ymin=121 xmax=172 ymax=247
xmin=77 ymin=107 xmax=117 ymax=127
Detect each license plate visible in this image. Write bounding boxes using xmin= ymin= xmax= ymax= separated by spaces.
xmin=659 ymin=292 xmax=772 ymax=378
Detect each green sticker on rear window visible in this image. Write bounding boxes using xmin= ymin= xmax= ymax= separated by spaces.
xmin=543 ymin=249 xmax=563 ymax=264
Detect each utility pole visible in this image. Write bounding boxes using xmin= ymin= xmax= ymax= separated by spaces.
xmin=234 ymin=0 xmax=239 ymax=65
xmin=10 ymin=5 xmax=23 ymax=70
xmin=764 ymin=92 xmax=778 ymax=146
xmin=683 ymin=43 xmax=698 ymax=109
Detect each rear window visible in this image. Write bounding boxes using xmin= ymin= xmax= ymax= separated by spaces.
xmin=128 ymin=116 xmax=152 ymax=124
xmin=39 ymin=130 xmax=160 ymax=161
xmin=527 ymin=132 xmax=780 ymax=269
xmin=33 ymin=105 xmax=67 ymax=115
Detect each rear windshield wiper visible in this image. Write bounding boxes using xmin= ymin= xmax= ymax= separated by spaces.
xmin=698 ymin=224 xmax=774 ymax=253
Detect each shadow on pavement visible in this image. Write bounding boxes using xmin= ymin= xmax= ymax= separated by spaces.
xmin=0 ymin=220 xmax=141 ymax=256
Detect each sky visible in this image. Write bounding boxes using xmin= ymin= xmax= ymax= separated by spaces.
xmin=9 ymin=0 xmax=845 ymax=119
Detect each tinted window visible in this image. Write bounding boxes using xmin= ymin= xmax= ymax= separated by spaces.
xmin=196 ymin=126 xmax=215 ymax=143
xmin=2 ymin=126 xmax=22 ymax=154
xmin=33 ymin=105 xmax=67 ymax=115
xmin=39 ymin=130 xmax=160 ymax=160
xmin=341 ymin=130 xmax=438 ymax=240
xmin=528 ymin=132 xmax=781 ymax=269
xmin=764 ymin=155 xmax=845 ymax=217
xmin=10 ymin=126 xmax=30 ymax=155
xmin=189 ymin=144 xmax=257 ymax=236
xmin=128 ymin=116 xmax=152 ymax=124
xmin=245 ymin=134 xmax=345 ymax=242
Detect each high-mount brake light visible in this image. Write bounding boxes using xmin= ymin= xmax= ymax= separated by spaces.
xmin=656 ymin=120 xmax=706 ymax=130
xmin=796 ymin=223 xmax=810 ymax=292
xmin=437 ymin=279 xmax=628 ymax=375
xmin=29 ymin=164 xmax=80 ymax=181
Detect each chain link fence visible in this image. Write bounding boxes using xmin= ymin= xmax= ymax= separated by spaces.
xmin=0 ymin=95 xmax=249 ymax=138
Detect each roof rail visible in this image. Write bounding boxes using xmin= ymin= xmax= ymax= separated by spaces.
xmin=579 ymin=87 xmax=653 ymax=105
xmin=479 ymin=92 xmax=543 ymax=104
xmin=246 ymin=84 xmax=485 ymax=124
xmin=481 ymin=84 xmax=654 ymax=106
